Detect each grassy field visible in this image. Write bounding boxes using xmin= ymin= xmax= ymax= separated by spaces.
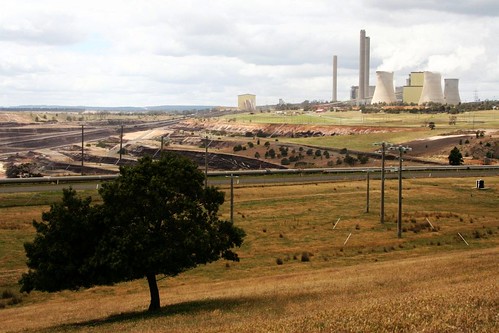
xmin=217 ymin=110 xmax=498 ymax=154
xmin=222 ymin=110 xmax=499 ymax=129
xmin=0 ymin=176 xmax=498 ymax=332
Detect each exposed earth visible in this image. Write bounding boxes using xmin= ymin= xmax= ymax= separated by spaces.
xmin=0 ymin=111 xmax=497 ymax=178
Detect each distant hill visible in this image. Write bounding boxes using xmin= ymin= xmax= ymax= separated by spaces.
xmin=0 ymin=105 xmax=216 ymax=112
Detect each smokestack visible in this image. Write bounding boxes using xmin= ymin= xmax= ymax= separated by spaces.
xmin=364 ymin=36 xmax=370 ymax=98
xmin=359 ymin=30 xmax=366 ymax=102
xmin=332 ymin=55 xmax=337 ymax=102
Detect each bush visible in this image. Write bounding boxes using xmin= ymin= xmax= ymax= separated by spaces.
xmin=344 ymin=154 xmax=357 ymax=166
xmin=233 ymin=144 xmax=243 ymax=152
xmin=281 ymin=158 xmax=290 ymax=165
xmin=247 ymin=142 xmax=254 ymax=148
xmin=276 ymin=258 xmax=283 ymax=265
xmin=1 ymin=289 xmax=15 ymax=299
xmin=358 ymin=154 xmax=369 ymax=164
xmin=301 ymin=252 xmax=311 ymax=262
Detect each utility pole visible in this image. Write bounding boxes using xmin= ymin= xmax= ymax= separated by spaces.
xmin=81 ymin=125 xmax=84 ymax=176
xmin=380 ymin=142 xmax=386 ymax=224
xmin=366 ymin=170 xmax=370 ymax=213
xmin=119 ymin=124 xmax=124 ymax=162
xmin=397 ymin=147 xmax=403 ymax=238
xmin=230 ymin=174 xmax=234 ymax=223
xmin=396 ymin=145 xmax=411 ymax=238
xmin=204 ymin=135 xmax=209 ymax=189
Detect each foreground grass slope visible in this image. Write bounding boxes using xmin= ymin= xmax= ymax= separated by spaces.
xmin=0 ymin=175 xmax=498 ymax=332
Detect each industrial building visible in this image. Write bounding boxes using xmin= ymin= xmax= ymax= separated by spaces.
xmin=402 ymin=72 xmax=424 ymax=105
xmin=237 ymin=94 xmax=256 ymax=112
xmin=419 ymin=71 xmax=444 ymax=104
xmin=400 ymin=71 xmax=460 ymax=105
xmin=358 ymin=29 xmax=371 ymax=104
xmin=444 ymin=79 xmax=461 ymax=105
xmin=348 ymin=30 xmax=461 ymax=106
xmin=371 ymin=71 xmax=397 ymax=104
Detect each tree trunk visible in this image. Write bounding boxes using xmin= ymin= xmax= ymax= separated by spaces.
xmin=146 ymin=273 xmax=160 ymax=311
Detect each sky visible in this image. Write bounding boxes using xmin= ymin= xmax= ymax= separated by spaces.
xmin=0 ymin=0 xmax=498 ymax=107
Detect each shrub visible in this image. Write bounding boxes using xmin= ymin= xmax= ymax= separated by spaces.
xmin=281 ymin=158 xmax=290 ymax=165
xmin=358 ymin=154 xmax=369 ymax=164
xmin=344 ymin=154 xmax=357 ymax=166
xmin=301 ymin=252 xmax=312 ymax=262
xmin=1 ymin=289 xmax=15 ymax=299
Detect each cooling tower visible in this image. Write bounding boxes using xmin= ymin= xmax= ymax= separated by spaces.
xmin=444 ymin=79 xmax=461 ymax=105
xmin=418 ymin=71 xmax=444 ymax=105
xmin=371 ymin=71 xmax=396 ymax=104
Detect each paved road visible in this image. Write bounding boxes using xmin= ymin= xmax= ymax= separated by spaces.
xmin=1 ymin=169 xmax=496 ymax=193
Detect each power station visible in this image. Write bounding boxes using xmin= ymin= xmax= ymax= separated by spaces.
xmin=345 ymin=30 xmax=461 ymax=106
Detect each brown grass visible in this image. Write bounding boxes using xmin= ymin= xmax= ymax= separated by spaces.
xmin=1 ymin=248 xmax=497 ymax=332
xmin=0 ymin=176 xmax=497 ymax=332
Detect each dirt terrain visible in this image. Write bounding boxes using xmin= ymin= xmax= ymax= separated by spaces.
xmin=0 ymin=111 xmax=496 ymax=177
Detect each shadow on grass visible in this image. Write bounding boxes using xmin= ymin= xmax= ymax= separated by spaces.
xmin=41 ymin=293 xmax=311 ymax=332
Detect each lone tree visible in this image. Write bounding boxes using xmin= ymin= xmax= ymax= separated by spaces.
xmin=448 ymin=146 xmax=464 ymax=165
xmin=20 ymin=153 xmax=245 ymax=311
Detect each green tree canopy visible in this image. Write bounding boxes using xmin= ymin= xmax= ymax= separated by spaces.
xmin=20 ymin=153 xmax=245 ymax=311
xmin=448 ymin=146 xmax=464 ymax=165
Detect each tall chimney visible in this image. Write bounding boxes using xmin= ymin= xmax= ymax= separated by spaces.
xmin=332 ymin=55 xmax=337 ymax=102
xmin=364 ymin=36 xmax=370 ymax=98
xmin=359 ymin=29 xmax=366 ymax=103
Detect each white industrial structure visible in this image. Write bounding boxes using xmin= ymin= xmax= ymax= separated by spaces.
xmin=444 ymin=78 xmax=461 ymax=105
xmin=358 ymin=29 xmax=370 ymax=104
xmin=371 ymin=71 xmax=396 ymax=104
xmin=418 ymin=71 xmax=444 ymax=105
xmin=332 ymin=55 xmax=338 ymax=102
xmin=237 ymin=94 xmax=256 ymax=111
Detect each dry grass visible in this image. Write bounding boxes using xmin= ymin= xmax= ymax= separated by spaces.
xmin=0 ymin=176 xmax=497 ymax=332
xmin=1 ymin=248 xmax=497 ymax=332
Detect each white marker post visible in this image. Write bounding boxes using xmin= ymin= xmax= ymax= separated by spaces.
xmin=333 ymin=218 xmax=341 ymax=229
xmin=458 ymin=233 xmax=469 ymax=246
xmin=343 ymin=233 xmax=352 ymax=245
xmin=425 ymin=217 xmax=435 ymax=230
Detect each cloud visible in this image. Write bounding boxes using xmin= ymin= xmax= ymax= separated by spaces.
xmin=0 ymin=0 xmax=497 ymax=105
xmin=365 ymin=0 xmax=499 ymax=17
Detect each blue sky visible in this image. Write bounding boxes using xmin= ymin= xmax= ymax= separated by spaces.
xmin=0 ymin=0 xmax=498 ymax=106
